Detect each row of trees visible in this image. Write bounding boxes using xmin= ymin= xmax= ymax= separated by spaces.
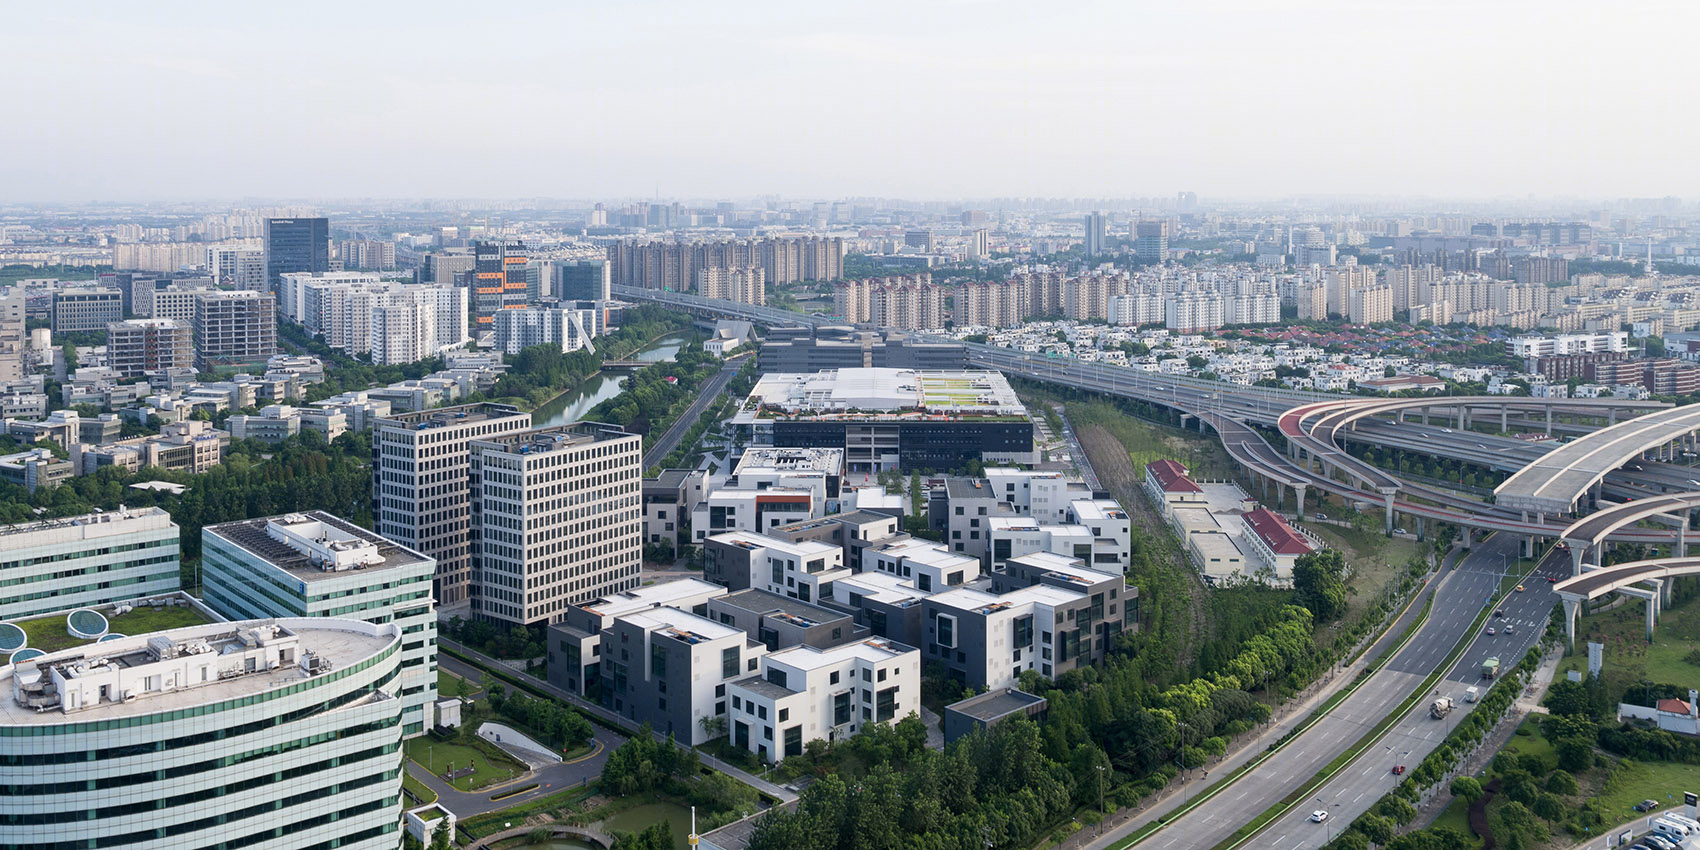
xmin=487 ymin=687 xmax=593 ymax=751
xmin=475 ymin=305 xmax=693 ymax=409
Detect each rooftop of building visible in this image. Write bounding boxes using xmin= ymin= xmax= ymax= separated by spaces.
xmin=0 ymin=618 xmax=395 ymax=725
xmin=716 ymin=589 xmax=848 ymax=628
xmin=205 ymin=511 xmax=431 ymax=582
xmin=944 ymin=477 xmax=995 ymax=500
xmin=1146 ymin=459 xmax=1202 ymax=494
xmin=1242 ymin=508 xmax=1315 ymax=556
xmin=729 ymin=675 xmax=794 ymax=700
xmin=474 ymin=422 xmax=635 ymax=454
xmin=707 ymin=532 xmax=841 ymax=559
xmin=947 ymin=687 xmax=1047 ymax=722
xmin=377 ymin=402 xmax=528 ymax=427
xmin=0 ymin=505 xmax=173 ymax=542
xmin=3 ymin=596 xmax=215 ymax=660
xmin=579 ymin=578 xmax=726 ymax=621
xmin=927 ymin=583 xmax=1083 ymax=615
xmin=645 ymin=468 xmax=700 ymax=493
xmin=1069 ymin=499 xmax=1128 ymax=521
xmin=733 ymin=447 xmax=845 ymax=475
xmin=880 ymin=539 xmax=979 ymax=571
xmin=986 ymin=516 xmax=1091 ymax=536
xmin=762 ymin=636 xmax=917 ymax=674
xmin=832 ymin=572 xmax=930 ymax=608
xmin=736 ymin=368 xmax=1029 ymax=423
xmin=620 ymin=607 xmax=744 ymax=644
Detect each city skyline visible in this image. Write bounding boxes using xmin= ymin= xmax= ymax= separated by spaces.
xmin=5 ymin=2 xmax=1694 ymax=202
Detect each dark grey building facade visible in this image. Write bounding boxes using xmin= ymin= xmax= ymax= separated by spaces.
xmin=263 ymin=217 xmax=330 ymax=292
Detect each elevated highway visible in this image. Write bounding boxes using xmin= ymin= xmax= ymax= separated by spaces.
xmin=616 ymin=287 xmax=1688 ymax=548
xmin=1497 ymin=404 xmax=1700 ymax=517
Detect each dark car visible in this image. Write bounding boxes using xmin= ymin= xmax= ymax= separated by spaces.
xmin=1634 ymin=799 xmax=1659 ymax=812
xmin=1639 ymin=835 xmax=1677 ymax=850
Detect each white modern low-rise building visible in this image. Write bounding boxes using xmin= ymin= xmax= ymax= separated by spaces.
xmin=201 ymin=511 xmax=439 ymax=737
xmin=0 ymin=618 xmax=407 ymax=850
xmin=726 ymin=637 xmax=920 ymax=763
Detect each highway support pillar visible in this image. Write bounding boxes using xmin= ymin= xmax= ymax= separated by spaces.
xmin=1562 ymin=596 xmax=1580 ymax=651
xmin=1648 ymin=592 xmax=1658 ymax=641
xmin=1680 ymin=523 xmax=1689 ymax=559
xmin=1571 ymin=544 xmax=1585 ymax=577
xmin=1501 ymin=407 xmax=1509 ymax=433
xmin=1546 ymin=408 xmax=1554 ymax=436
xmin=1294 ymin=484 xmax=1307 ymax=518
xmin=1665 ymin=576 xmax=1675 ymax=608
xmin=1462 ymin=526 xmax=1474 ymax=551
xmin=1415 ymin=517 xmax=1425 ymax=542
xmin=1381 ymin=490 xmax=1397 ymax=536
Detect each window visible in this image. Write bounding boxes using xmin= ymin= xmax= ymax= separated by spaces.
xmin=766 ymin=668 xmax=788 ymax=689
xmin=937 ymin=614 xmax=957 ymax=649
xmin=758 ymin=705 xmax=768 ymax=720
xmin=784 ymin=726 xmax=803 ymax=758
xmin=722 ymin=647 xmax=739 ymax=679
xmin=917 ymin=573 xmax=932 ymax=592
xmin=651 ymin=644 xmax=667 ymax=677
xmin=876 ymin=687 xmax=898 ymax=722
xmin=779 ymin=708 xmax=789 ymax=722
xmin=830 ymin=671 xmax=840 ymax=685
xmin=877 ymin=668 xmax=887 ymax=682
xmin=733 ymin=695 xmax=742 ymax=710
xmin=833 ymin=691 xmax=852 ymax=725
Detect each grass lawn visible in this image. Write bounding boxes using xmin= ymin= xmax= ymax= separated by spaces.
xmin=18 ymin=604 xmax=211 ymax=655
xmin=1430 ymin=796 xmax=1472 ymax=837
xmin=1303 ymin=523 xmax=1423 ymax=622
xmin=1557 ymin=587 xmax=1700 ymax=697
xmin=438 ymin=669 xmax=481 ymax=700
xmin=402 ymin=769 xmax=439 ymax=806
xmin=405 ymin=736 xmax=526 ymax=792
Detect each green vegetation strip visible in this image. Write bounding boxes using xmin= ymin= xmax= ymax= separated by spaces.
xmin=489 ymin=783 xmax=540 ymax=802
xmin=1213 ymin=560 xmax=1542 ymax=850
xmin=442 ymin=643 xmax=636 ymax=738
xmin=458 ymin=786 xmax=597 ymax=839
xmin=1115 ymin=589 xmax=1436 ymax=848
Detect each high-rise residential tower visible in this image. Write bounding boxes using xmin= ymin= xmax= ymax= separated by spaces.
xmin=468 ymin=241 xmax=530 ymax=330
xmin=1084 ymin=211 xmax=1107 ymax=256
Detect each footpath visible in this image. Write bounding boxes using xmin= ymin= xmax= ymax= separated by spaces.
xmin=1057 ymin=551 xmax=1463 ymax=850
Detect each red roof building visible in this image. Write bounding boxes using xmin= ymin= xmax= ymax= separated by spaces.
xmin=1241 ymin=507 xmax=1316 ymax=579
xmin=1145 ymin=460 xmax=1201 ymax=494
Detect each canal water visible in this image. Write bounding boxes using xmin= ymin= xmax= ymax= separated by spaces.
xmin=530 ymin=334 xmax=687 ymax=429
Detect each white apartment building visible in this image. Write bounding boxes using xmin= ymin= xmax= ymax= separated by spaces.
xmin=1108 ymin=291 xmax=1164 ymax=326
xmin=373 ymin=403 xmax=534 ymax=606
xmin=1166 ymin=290 xmax=1225 ymax=333
xmin=727 ymin=637 xmax=920 ymax=763
xmin=986 ymin=516 xmax=1098 ymax=572
xmin=865 ymin=538 xmax=980 ymax=592
xmin=1505 ymin=331 xmax=1629 ymax=358
xmin=1229 ymin=291 xmax=1280 ymax=325
xmin=281 ymin=272 xmax=469 ymax=361
xmin=202 ymin=511 xmax=438 ymax=736
xmin=0 ymin=507 xmax=179 ymax=621
xmin=984 ymin=467 xmax=1092 ymax=523
xmin=491 ymin=307 xmax=602 ymax=355
xmin=1348 ymin=285 xmax=1394 ymax=324
xmin=0 ymin=619 xmax=407 ymax=850
xmin=601 ymin=606 xmax=767 ymax=745
xmin=697 ymin=267 xmax=766 ymax=306
xmin=469 ymin=423 xmax=643 ymax=626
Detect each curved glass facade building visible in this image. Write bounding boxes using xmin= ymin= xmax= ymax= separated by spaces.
xmin=0 ymin=617 xmax=405 ymax=850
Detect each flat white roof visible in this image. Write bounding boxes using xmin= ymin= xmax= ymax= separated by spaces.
xmin=929 ymin=583 xmax=1083 ymax=614
xmin=580 ymin=578 xmax=726 ymax=620
xmin=833 ymin=572 xmax=929 ymax=606
xmin=765 ymin=637 xmax=915 ymax=672
xmin=1069 ymin=499 xmax=1128 ymax=521
xmin=621 ymin=607 xmax=744 ymax=643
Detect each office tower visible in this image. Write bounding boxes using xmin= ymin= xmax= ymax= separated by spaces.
xmin=0 ymin=507 xmax=179 ymax=620
xmin=263 ymin=217 xmax=330 ymax=292
xmin=1135 ymin=220 xmax=1170 ymax=262
xmin=202 ymin=511 xmax=439 ymax=736
xmin=193 ymin=290 xmax=277 ymax=370
xmin=1 ymin=618 xmax=406 ymax=850
xmin=1084 ymin=211 xmax=1107 ymax=256
xmin=468 ymin=423 xmax=643 ymax=625
xmin=372 ymin=403 xmax=533 ymax=606
xmin=468 ymin=241 xmax=530 ymax=330
xmin=555 ymin=258 xmax=612 ymax=302
xmin=51 ymin=289 xmax=122 ymax=332
xmin=491 ymin=307 xmax=602 ymax=354
xmin=206 ymin=243 xmax=267 ymax=289
xmin=961 ymin=210 xmax=988 ymax=226
xmin=107 ymin=318 xmax=192 ymax=377
xmin=697 ymin=267 xmax=766 ymax=306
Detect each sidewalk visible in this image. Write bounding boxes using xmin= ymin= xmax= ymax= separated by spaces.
xmin=1060 ymin=561 xmax=1456 ymax=850
xmin=441 ymin=638 xmax=799 ymax=806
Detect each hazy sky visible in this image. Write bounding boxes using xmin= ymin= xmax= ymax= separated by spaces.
xmin=4 ymin=1 xmax=1693 ymax=203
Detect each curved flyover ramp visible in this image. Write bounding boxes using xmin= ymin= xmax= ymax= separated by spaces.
xmin=1558 ymin=492 xmax=1700 ymax=575
xmin=1552 ymin=554 xmax=1700 ymax=645
xmin=1497 ymin=404 xmax=1700 ymax=518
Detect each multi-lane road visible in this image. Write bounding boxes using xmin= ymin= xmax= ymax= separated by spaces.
xmin=1116 ymin=533 xmax=1526 ymax=850
xmin=1260 ymin=542 xmax=1565 ymax=850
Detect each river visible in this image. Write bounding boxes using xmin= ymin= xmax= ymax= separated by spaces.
xmin=529 ymin=333 xmax=688 ymax=429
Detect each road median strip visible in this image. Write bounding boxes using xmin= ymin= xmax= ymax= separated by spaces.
xmin=1213 ymin=559 xmax=1545 ymax=850
xmin=1115 ymin=578 xmax=1439 ymax=849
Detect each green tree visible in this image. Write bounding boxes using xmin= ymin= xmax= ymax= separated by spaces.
xmin=1292 ymin=549 xmax=1348 ymax=622
xmin=1546 ymin=769 xmax=1579 ymax=796
xmin=1356 ymin=813 xmax=1395 ymax=845
xmin=1449 ymin=776 xmax=1483 ymax=803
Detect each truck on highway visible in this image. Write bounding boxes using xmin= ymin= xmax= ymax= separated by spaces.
xmin=1481 ymin=657 xmax=1501 ymax=679
xmin=1465 ymin=686 xmax=1480 ymax=703
xmin=1430 ymin=697 xmax=1455 ymax=719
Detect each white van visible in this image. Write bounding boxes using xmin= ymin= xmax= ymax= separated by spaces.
xmin=1662 ymin=812 xmax=1700 ymax=832
xmin=1651 ymin=817 xmax=1690 ymax=843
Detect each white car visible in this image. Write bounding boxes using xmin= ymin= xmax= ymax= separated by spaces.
xmin=1310 ymin=810 xmax=1329 ymax=823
